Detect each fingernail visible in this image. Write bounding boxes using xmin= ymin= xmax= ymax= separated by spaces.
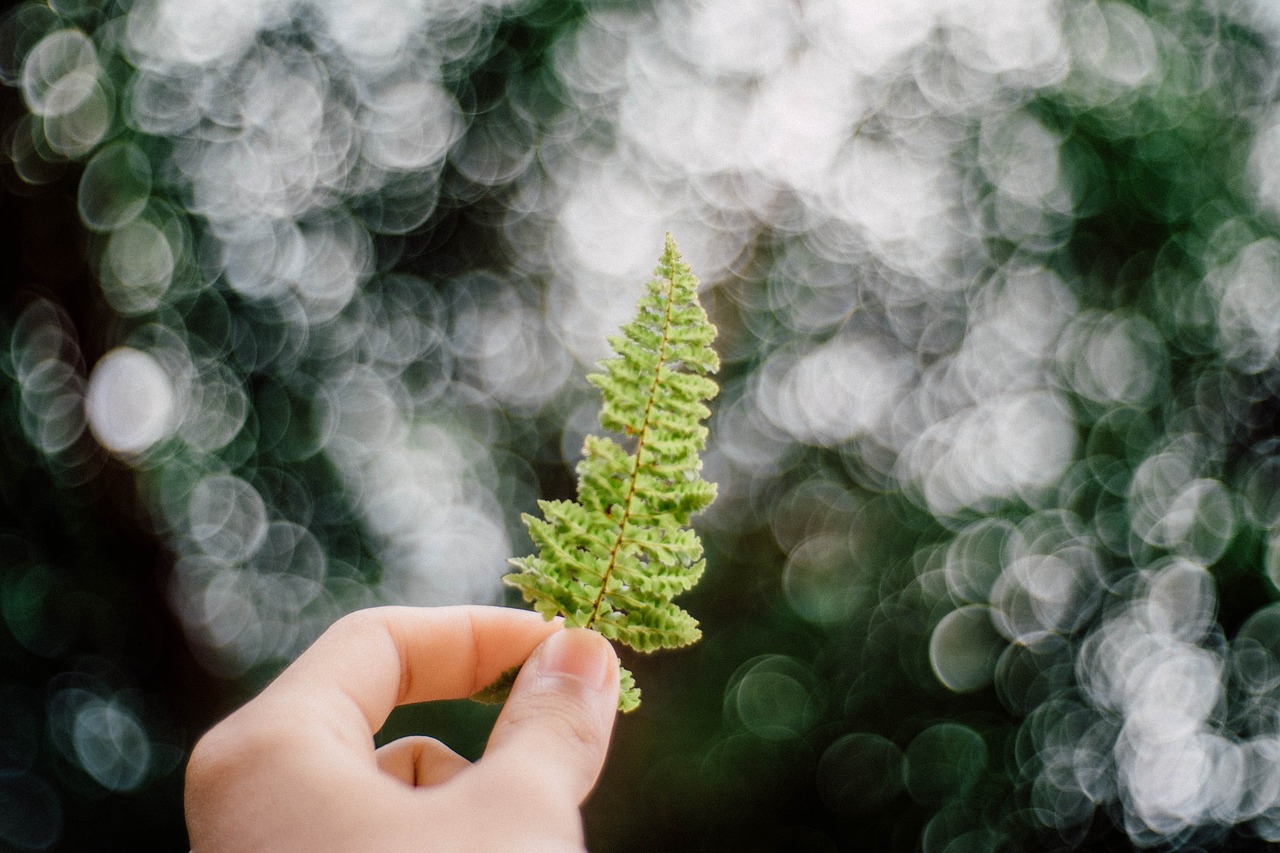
xmin=536 ymin=628 xmax=613 ymax=690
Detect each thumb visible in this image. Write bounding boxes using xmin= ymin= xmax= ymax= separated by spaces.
xmin=477 ymin=628 xmax=620 ymax=806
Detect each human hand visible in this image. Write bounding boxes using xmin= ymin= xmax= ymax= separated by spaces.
xmin=184 ymin=606 xmax=621 ymax=852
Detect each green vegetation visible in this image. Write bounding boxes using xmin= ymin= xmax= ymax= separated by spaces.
xmin=487 ymin=236 xmax=719 ymax=711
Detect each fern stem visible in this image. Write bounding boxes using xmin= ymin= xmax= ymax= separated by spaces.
xmin=584 ymin=260 xmax=679 ymax=629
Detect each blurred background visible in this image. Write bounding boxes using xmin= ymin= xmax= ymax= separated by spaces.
xmin=6 ymin=0 xmax=1280 ymax=849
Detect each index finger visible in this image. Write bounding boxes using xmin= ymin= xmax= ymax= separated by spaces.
xmin=257 ymin=605 xmax=560 ymax=740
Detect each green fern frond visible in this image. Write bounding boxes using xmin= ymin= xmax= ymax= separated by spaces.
xmin=487 ymin=235 xmax=719 ymax=712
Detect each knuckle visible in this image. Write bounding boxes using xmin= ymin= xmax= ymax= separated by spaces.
xmin=328 ymin=606 xmax=385 ymax=638
xmin=445 ymin=778 xmax=585 ymax=850
xmin=185 ymin=713 xmax=288 ymax=790
xmin=185 ymin=722 xmax=244 ymax=792
xmin=502 ymin=693 xmax=605 ymax=759
xmin=471 ymin=771 xmax=583 ymax=829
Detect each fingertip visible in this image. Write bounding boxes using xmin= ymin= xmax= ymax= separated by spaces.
xmin=535 ymin=628 xmax=619 ymax=692
xmin=477 ymin=628 xmax=621 ymax=807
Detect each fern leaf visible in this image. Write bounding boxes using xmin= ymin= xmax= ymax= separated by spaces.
xmin=492 ymin=235 xmax=718 ymax=711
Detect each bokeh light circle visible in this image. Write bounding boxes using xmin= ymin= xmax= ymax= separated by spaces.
xmin=84 ymin=347 xmax=177 ymax=456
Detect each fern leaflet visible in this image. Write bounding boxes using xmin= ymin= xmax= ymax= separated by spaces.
xmin=492 ymin=235 xmax=719 ymax=712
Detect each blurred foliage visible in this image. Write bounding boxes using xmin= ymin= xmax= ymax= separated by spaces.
xmin=10 ymin=0 xmax=1280 ymax=851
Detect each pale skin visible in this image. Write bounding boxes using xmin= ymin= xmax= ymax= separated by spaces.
xmin=184 ymin=606 xmax=621 ymax=852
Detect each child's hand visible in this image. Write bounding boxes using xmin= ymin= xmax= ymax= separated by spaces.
xmin=184 ymin=606 xmax=620 ymax=852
